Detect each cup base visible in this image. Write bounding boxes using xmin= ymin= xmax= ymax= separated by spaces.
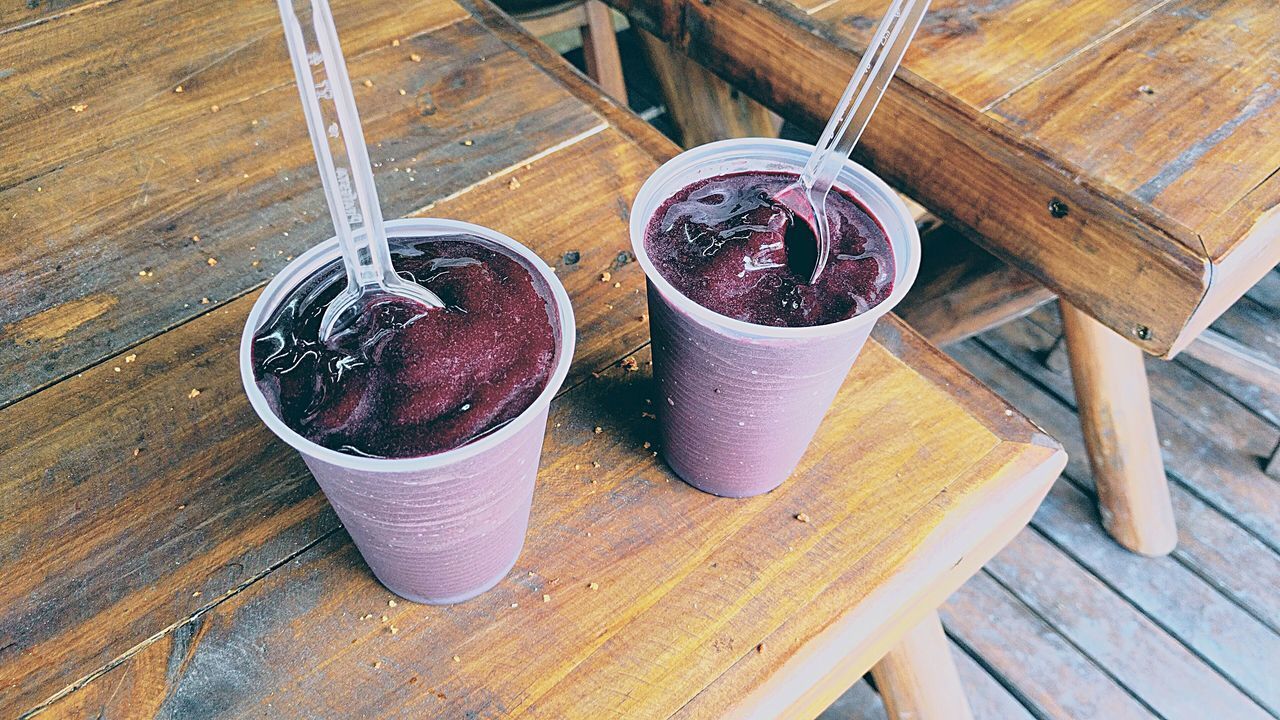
xmin=665 ymin=450 xmax=788 ymax=498
xmin=375 ymin=548 xmax=522 ymax=605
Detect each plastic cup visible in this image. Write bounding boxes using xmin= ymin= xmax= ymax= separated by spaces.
xmin=240 ymin=218 xmax=575 ymax=604
xmin=631 ymin=138 xmax=921 ymax=497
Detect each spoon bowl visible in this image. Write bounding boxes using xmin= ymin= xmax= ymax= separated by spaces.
xmin=775 ymin=0 xmax=929 ymax=286
xmin=278 ymin=0 xmax=444 ymax=342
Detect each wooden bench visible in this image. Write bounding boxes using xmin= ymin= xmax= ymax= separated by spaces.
xmin=608 ymin=0 xmax=1280 ymax=555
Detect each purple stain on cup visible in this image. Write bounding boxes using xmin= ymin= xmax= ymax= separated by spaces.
xmin=631 ymin=139 xmax=921 ymax=497
xmin=240 ymin=218 xmax=575 ymax=604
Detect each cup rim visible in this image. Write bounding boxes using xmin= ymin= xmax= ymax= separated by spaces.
xmin=629 ymin=138 xmax=921 ymax=339
xmin=238 ymin=218 xmax=575 ymax=473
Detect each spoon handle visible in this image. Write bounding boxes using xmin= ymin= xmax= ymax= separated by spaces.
xmin=801 ymin=0 xmax=930 ymax=198
xmin=277 ymin=0 xmax=399 ymax=293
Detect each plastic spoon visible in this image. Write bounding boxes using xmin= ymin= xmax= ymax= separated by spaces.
xmin=776 ymin=0 xmax=930 ymax=284
xmin=276 ymin=0 xmax=443 ymax=341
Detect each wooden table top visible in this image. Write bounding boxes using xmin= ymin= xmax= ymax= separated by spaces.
xmin=611 ymin=0 xmax=1280 ymax=357
xmin=0 ymin=1 xmax=1064 ymax=717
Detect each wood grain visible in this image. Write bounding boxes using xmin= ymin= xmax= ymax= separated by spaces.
xmin=1061 ymin=302 xmax=1176 ymax=555
xmin=582 ymin=0 xmax=628 ymax=102
xmin=896 ymin=225 xmax=1056 ymax=346
xmin=942 ymin=571 xmax=1157 ymax=720
xmin=0 ymin=122 xmax=659 ymax=715
xmin=810 ymin=0 xmax=1163 ymax=110
xmin=27 ymin=327 xmax=1061 ymax=719
xmin=1008 ymin=307 xmax=1280 ymax=549
xmin=869 ymin=612 xmax=974 ymax=720
xmin=638 ymin=29 xmax=779 ymax=148
xmin=609 ymin=0 xmax=1280 ymax=356
xmin=1032 ymin=480 xmax=1280 ymax=714
xmin=951 ymin=328 xmax=1280 ymax=631
xmin=1182 ymin=329 xmax=1280 ymax=399
xmin=985 ymin=530 xmax=1271 ymax=720
xmin=988 ymin=0 xmax=1280 ymax=257
xmin=0 ymin=8 xmax=600 ymax=408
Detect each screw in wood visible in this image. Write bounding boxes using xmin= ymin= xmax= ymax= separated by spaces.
xmin=1134 ymin=325 xmax=1152 ymax=341
xmin=1048 ymin=199 xmax=1069 ymax=218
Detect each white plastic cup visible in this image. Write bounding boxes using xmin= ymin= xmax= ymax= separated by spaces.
xmin=240 ymin=218 xmax=575 ymax=604
xmin=631 ymin=139 xmax=921 ymax=497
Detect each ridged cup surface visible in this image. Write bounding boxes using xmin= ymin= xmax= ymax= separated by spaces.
xmin=630 ymin=139 xmax=921 ymax=497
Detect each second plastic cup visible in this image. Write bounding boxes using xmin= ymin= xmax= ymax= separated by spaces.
xmin=240 ymin=218 xmax=575 ymax=604
xmin=631 ymin=139 xmax=920 ymax=498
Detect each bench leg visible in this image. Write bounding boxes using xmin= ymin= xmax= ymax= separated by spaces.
xmin=581 ymin=0 xmax=627 ymax=103
xmin=1061 ymin=301 xmax=1177 ymax=556
xmin=870 ymin=611 xmax=973 ymax=720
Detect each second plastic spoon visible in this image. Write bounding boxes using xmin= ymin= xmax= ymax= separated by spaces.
xmin=277 ymin=0 xmax=443 ymax=341
xmin=776 ymin=0 xmax=930 ymax=284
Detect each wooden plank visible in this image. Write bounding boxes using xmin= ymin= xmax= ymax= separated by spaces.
xmin=1032 ymin=480 xmax=1280 ymax=714
xmin=941 ymin=572 xmax=1157 ymax=720
xmin=637 ymin=29 xmax=778 ymax=148
xmin=607 ymin=0 xmax=1209 ymax=355
xmin=0 ymin=0 xmax=111 ymax=34
xmin=1173 ymin=202 xmax=1280 ymax=357
xmin=0 ymin=16 xmax=603 ymax=408
xmin=672 ymin=442 xmax=1064 ymax=720
xmin=984 ymin=529 xmax=1272 ymax=720
xmin=808 ymin=0 xmax=1164 ymax=110
xmin=896 ymin=224 xmax=1056 ymax=346
xmin=1181 ymin=329 xmax=1280 ymax=398
xmin=1060 ymin=302 xmax=1175 ymax=555
xmin=988 ymin=0 xmax=1280 ymax=260
xmin=946 ymin=337 xmax=1280 ymax=633
xmin=25 ymin=327 xmax=1058 ymax=718
xmin=1245 ymin=268 xmax=1280 ymax=313
xmin=459 ymin=0 xmax=680 ymax=166
xmin=0 ymin=0 xmax=467 ymax=188
xmin=1178 ymin=295 xmax=1280 ymax=428
xmin=1027 ymin=306 xmax=1278 ymax=460
xmin=0 ymin=126 xmax=655 ymax=715
xmin=949 ymin=641 xmax=1038 ymax=720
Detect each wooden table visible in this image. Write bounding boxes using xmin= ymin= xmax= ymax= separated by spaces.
xmin=609 ymin=0 xmax=1280 ymax=555
xmin=0 ymin=1 xmax=1065 ymax=717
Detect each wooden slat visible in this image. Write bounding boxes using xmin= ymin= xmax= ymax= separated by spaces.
xmin=1179 ymin=295 xmax=1280 ymax=428
xmin=1032 ymin=480 xmax=1280 ymax=714
xmin=0 ymin=0 xmax=466 ymax=187
xmin=896 ymin=224 xmax=1056 ymax=346
xmin=0 ymin=14 xmax=603 ymax=408
xmin=607 ymin=0 xmax=1210 ymax=356
xmin=1181 ymin=330 xmax=1280 ymax=407
xmin=987 ymin=0 xmax=1280 ymax=259
xmin=0 ymin=124 xmax=656 ymax=715
xmin=941 ymin=572 xmax=1157 ymax=720
xmin=985 ymin=530 xmax=1271 ymax=720
xmin=947 ymin=336 xmax=1280 ymax=633
xmin=637 ymin=28 xmax=778 ymax=148
xmin=0 ymin=0 xmax=111 ymax=35
xmin=949 ymin=641 xmax=1038 ymax=720
xmin=809 ymin=0 xmax=1164 ymax=110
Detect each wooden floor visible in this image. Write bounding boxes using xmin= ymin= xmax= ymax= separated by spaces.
xmin=820 ymin=269 xmax=1280 ymax=720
